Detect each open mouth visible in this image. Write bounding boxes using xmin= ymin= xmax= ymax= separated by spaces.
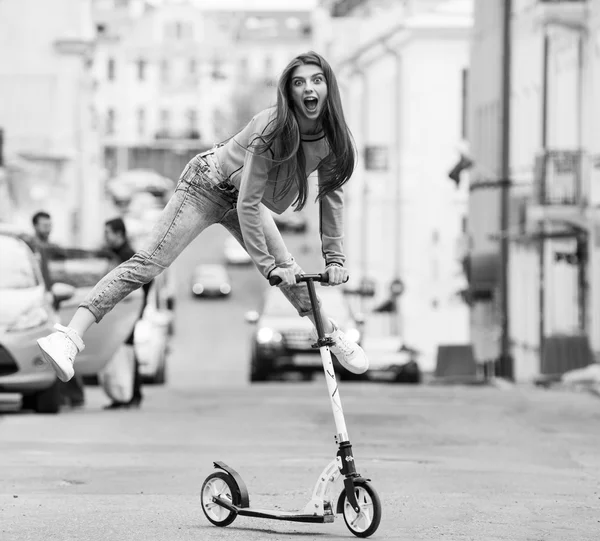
xmin=303 ymin=97 xmax=318 ymax=112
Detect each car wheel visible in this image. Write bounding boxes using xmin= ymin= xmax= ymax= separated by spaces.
xmin=25 ymin=380 xmax=61 ymax=414
xmin=150 ymin=359 xmax=167 ymax=385
xmin=250 ymin=351 xmax=270 ymax=382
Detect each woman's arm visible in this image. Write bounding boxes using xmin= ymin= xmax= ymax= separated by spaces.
xmin=236 ymin=115 xmax=278 ymax=278
xmin=318 ymin=168 xmax=346 ymax=268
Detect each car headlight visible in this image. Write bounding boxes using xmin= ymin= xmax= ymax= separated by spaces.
xmin=8 ymin=307 xmax=50 ymax=332
xmin=344 ymin=327 xmax=361 ymax=344
xmin=256 ymin=327 xmax=283 ymax=344
xmin=220 ymin=284 xmax=231 ymax=294
xmin=192 ymin=284 xmax=204 ymax=295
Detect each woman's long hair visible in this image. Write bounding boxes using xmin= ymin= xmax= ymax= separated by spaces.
xmin=250 ymin=51 xmax=356 ymax=210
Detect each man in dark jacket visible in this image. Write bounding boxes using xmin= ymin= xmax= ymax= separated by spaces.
xmin=103 ymin=217 xmax=149 ymax=409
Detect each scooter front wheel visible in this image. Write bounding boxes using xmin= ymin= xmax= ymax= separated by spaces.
xmin=338 ymin=480 xmax=382 ymax=538
xmin=201 ymin=471 xmax=240 ymax=527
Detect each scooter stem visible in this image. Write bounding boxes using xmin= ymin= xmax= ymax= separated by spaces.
xmin=305 ymin=279 xmax=349 ymax=443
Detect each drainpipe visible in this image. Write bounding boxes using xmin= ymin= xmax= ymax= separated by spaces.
xmin=381 ymin=41 xmax=403 ymax=336
xmin=499 ymin=0 xmax=513 ymax=380
xmin=357 ymin=67 xmax=370 ymax=308
xmin=539 ymin=31 xmax=549 ymax=373
xmin=346 ymin=64 xmax=370 ymax=313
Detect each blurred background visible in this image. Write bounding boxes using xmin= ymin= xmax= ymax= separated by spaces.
xmin=0 ymin=0 xmax=599 ymax=411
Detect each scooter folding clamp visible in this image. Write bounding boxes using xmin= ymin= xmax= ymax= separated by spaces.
xmin=312 ymin=337 xmax=335 ymax=349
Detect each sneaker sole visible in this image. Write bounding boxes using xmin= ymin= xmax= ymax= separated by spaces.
xmin=340 ymin=362 xmax=369 ymax=375
xmin=36 ymin=339 xmax=74 ymax=382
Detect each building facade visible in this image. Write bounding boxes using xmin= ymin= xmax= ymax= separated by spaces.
xmin=92 ymin=0 xmax=314 ymax=178
xmin=466 ymin=0 xmax=600 ymax=381
xmin=320 ymin=0 xmax=473 ymax=370
xmin=0 ymin=0 xmax=102 ymax=246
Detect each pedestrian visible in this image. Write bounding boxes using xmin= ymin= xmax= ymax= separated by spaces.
xmin=31 ymin=211 xmax=86 ymax=408
xmin=102 ymin=217 xmax=147 ymax=409
xmin=37 ymin=51 xmax=369 ymax=382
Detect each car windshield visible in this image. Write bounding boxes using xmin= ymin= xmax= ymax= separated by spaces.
xmin=195 ymin=266 xmax=225 ymax=279
xmin=48 ymin=249 xmax=117 ymax=288
xmin=0 ymin=235 xmax=39 ymax=289
xmin=264 ymin=286 xmax=350 ymax=319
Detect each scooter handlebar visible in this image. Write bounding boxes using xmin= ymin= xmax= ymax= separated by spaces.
xmin=268 ymin=273 xmax=349 ymax=286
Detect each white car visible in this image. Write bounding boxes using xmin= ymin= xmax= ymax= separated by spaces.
xmin=191 ymin=264 xmax=232 ymax=297
xmin=134 ymin=281 xmax=173 ymax=384
xmin=0 ymin=228 xmax=66 ymax=413
xmin=48 ymin=249 xmax=143 ymax=377
xmin=223 ymin=236 xmax=252 ymax=266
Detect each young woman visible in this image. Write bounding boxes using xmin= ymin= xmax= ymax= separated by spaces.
xmin=37 ymin=51 xmax=369 ymax=383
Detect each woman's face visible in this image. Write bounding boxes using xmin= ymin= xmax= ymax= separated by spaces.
xmin=289 ymin=63 xmax=328 ymax=129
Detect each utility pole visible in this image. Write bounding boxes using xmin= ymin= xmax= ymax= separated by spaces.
xmin=499 ymin=0 xmax=513 ymax=379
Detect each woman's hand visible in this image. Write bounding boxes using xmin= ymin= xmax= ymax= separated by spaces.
xmin=324 ymin=264 xmax=348 ymax=286
xmin=269 ymin=266 xmax=297 ymax=286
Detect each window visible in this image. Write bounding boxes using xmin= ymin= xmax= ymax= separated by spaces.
xmin=106 ymin=108 xmax=115 ymax=135
xmin=160 ymin=59 xmax=169 ymax=83
xmin=175 ymin=21 xmax=183 ymax=40
xmin=264 ymin=55 xmax=273 ymax=75
xmin=136 ymin=59 xmax=146 ymax=81
xmin=461 ymin=68 xmax=468 ymax=139
xmin=137 ymin=108 xmax=145 ymax=136
xmin=107 ymin=57 xmax=115 ymax=81
xmin=160 ymin=109 xmax=170 ymax=133
xmin=189 ymin=58 xmax=197 ymax=75
xmin=187 ymin=109 xmax=197 ymax=132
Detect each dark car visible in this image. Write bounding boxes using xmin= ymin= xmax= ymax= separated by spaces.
xmin=245 ymin=284 xmax=364 ymax=382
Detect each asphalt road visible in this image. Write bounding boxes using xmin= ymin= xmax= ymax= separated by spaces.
xmin=1 ymin=224 xmax=600 ymax=540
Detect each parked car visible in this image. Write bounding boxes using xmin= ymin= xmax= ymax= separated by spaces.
xmin=271 ymin=209 xmax=308 ymax=233
xmin=47 ymin=248 xmax=143 ymax=377
xmin=223 ymin=235 xmax=252 ymax=266
xmin=0 ymin=227 xmax=73 ymax=414
xmin=363 ymin=336 xmax=422 ymax=384
xmin=245 ymin=284 xmax=364 ymax=382
xmin=134 ymin=280 xmax=173 ymax=384
xmin=191 ymin=264 xmax=232 ymax=297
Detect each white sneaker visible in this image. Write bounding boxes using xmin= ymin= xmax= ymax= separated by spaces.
xmin=316 ymin=319 xmax=369 ymax=374
xmin=37 ymin=324 xmax=85 ymax=382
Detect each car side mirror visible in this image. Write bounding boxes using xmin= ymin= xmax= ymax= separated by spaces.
xmin=51 ymin=282 xmax=75 ymax=305
xmin=244 ymin=310 xmax=260 ymax=324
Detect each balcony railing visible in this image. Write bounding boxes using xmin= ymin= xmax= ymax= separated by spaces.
xmin=535 ymin=0 xmax=588 ymax=29
xmin=534 ymin=150 xmax=586 ymax=206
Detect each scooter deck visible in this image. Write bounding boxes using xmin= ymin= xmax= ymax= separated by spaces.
xmin=214 ymin=496 xmax=335 ymax=524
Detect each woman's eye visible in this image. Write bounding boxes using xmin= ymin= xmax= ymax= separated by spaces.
xmin=294 ymin=80 xmax=303 ymax=86
xmin=314 ymin=77 xmax=323 ymax=84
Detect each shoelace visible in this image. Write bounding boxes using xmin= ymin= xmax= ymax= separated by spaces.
xmin=333 ymin=334 xmax=355 ymax=357
xmin=63 ymin=336 xmax=78 ymax=364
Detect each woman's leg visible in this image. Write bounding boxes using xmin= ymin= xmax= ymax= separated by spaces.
xmin=38 ymin=168 xmax=233 ymax=381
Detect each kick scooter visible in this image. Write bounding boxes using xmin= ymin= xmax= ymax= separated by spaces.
xmin=200 ymin=273 xmax=382 ymax=537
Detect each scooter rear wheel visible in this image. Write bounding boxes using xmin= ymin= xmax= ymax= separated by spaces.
xmin=201 ymin=471 xmax=240 ymax=527
xmin=338 ymin=480 xmax=382 ymax=538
